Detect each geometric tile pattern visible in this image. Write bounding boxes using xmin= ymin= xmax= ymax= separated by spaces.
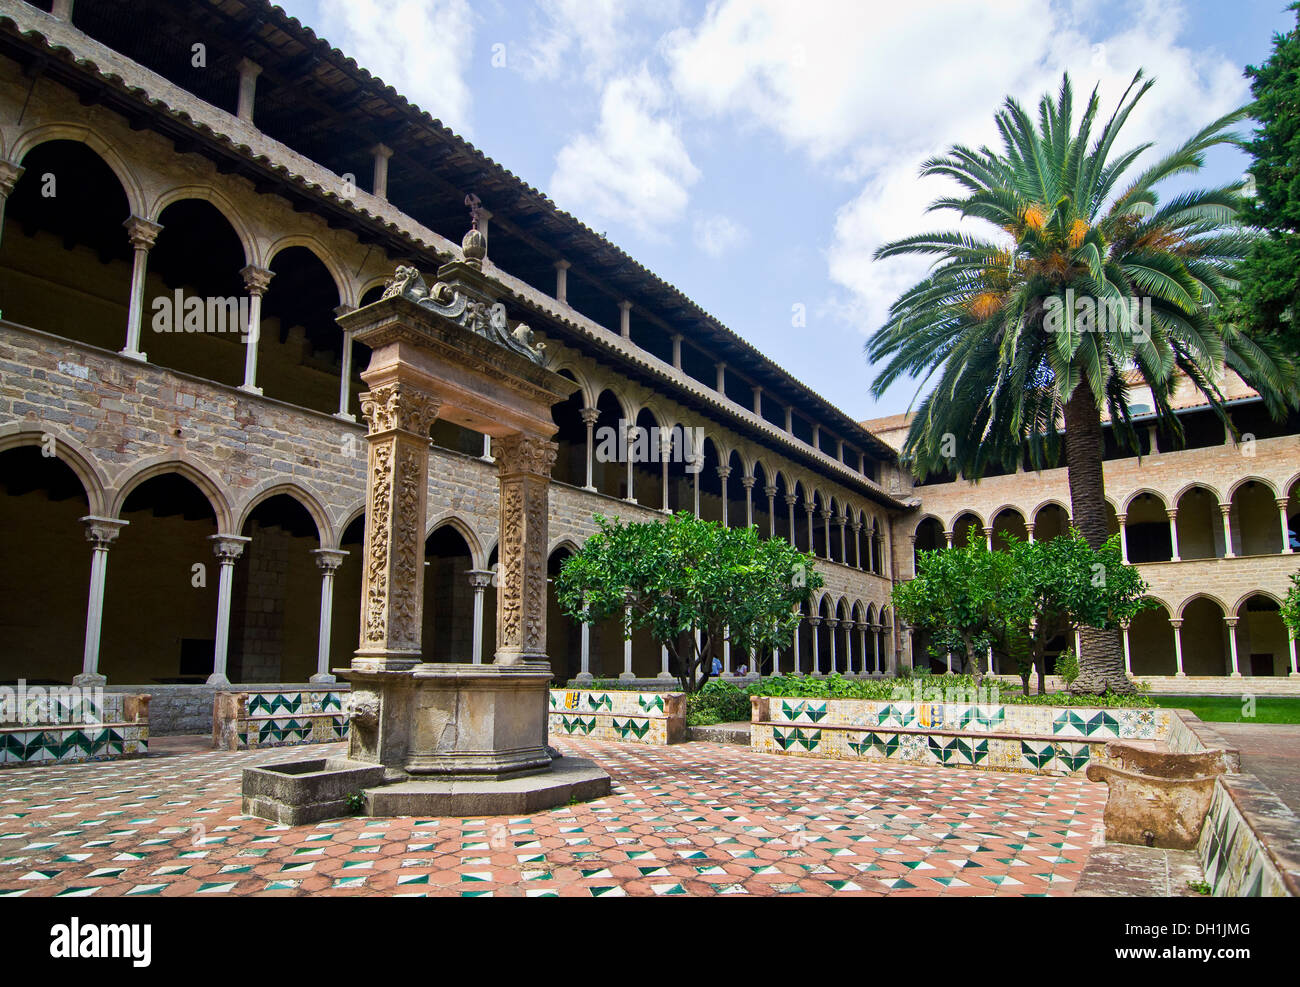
xmin=228 ymin=692 xmax=349 ymax=750
xmin=0 ymin=737 xmax=1105 ymax=897
xmin=754 ymin=698 xmax=1174 ymax=776
xmin=549 ymin=691 xmax=683 ymax=745
xmin=0 ymin=693 xmax=148 ymax=768
xmin=1197 ymin=778 xmax=1292 ymax=897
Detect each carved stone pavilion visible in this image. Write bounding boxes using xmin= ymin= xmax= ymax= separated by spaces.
xmin=242 ymin=225 xmax=610 ymax=821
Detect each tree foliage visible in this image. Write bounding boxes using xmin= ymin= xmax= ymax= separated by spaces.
xmin=1283 ymin=571 xmax=1300 ymax=642
xmin=1236 ymin=4 xmax=1300 ymax=353
xmin=554 ymin=512 xmax=822 ymax=693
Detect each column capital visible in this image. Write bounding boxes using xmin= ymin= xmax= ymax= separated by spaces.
xmin=1276 ymin=497 xmax=1291 ymax=510
xmin=808 ymin=616 xmax=822 ymax=627
xmin=740 ymin=474 xmax=756 ymax=490
xmin=715 ymin=465 xmax=732 ymax=480
xmin=826 ymin=618 xmax=839 ymax=628
xmin=1116 ymin=512 xmax=1127 ymax=524
xmin=0 ymin=159 xmax=23 ymax=197
xmin=123 ymin=215 xmax=163 ymax=250
xmin=312 ymin=548 xmax=348 ymax=572
xmin=851 ymin=521 xmax=862 ymax=533
xmin=239 ymin=264 xmax=274 ymax=296
xmin=1166 ymin=508 xmax=1179 ymax=521
xmin=1169 ymin=618 xmax=1183 ymax=629
xmin=237 ymin=56 xmax=263 ymax=80
xmin=1224 ymin=616 xmax=1239 ymax=628
xmin=466 ymin=568 xmax=495 ymax=590
xmin=370 ymin=142 xmax=393 ymax=162
xmin=1217 ymin=502 xmax=1232 ymax=517
xmin=764 ymin=484 xmax=778 ymax=498
xmin=554 ymin=258 xmax=571 ymax=272
xmin=359 ymin=381 xmax=441 ymax=436
xmin=578 ymin=406 xmax=601 ymax=426
xmin=495 ymin=432 xmax=558 ymax=478
xmin=210 ymin=533 xmax=251 ymax=561
xmin=81 ymin=515 xmax=127 ymax=548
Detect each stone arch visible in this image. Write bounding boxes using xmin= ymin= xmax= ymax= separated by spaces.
xmin=0 ymin=425 xmax=109 ymax=516
xmin=236 ymin=482 xmax=333 ymax=549
xmin=12 ymin=124 xmax=147 ymax=217
xmin=263 ymin=234 xmax=353 ymax=308
xmin=426 ymin=512 xmax=487 ymax=570
xmin=111 ymin=456 xmax=234 ymax=532
xmin=548 ymin=536 xmax=583 ymax=559
xmin=1226 ymin=474 xmax=1279 ymax=501
xmin=1121 ymin=488 xmax=1167 ymax=513
xmin=1176 ymin=591 xmax=1231 ymax=620
xmin=1172 ymin=479 xmax=1224 ymax=506
xmin=149 ymin=185 xmax=254 ymax=268
xmin=1233 ymin=589 xmax=1285 ymax=616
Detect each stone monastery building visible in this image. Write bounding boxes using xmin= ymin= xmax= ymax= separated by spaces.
xmin=0 ymin=1 xmax=1295 ymax=719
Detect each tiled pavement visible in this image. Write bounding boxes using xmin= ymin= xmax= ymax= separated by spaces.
xmin=0 ymin=738 xmax=1107 ymax=897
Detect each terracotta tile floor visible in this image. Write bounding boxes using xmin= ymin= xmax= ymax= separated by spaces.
xmin=0 ymin=739 xmax=1107 ymax=897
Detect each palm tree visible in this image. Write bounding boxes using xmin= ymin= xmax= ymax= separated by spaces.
xmin=866 ymin=72 xmax=1298 ymax=694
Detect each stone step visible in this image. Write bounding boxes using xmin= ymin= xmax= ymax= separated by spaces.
xmin=688 ymin=721 xmax=751 ymax=745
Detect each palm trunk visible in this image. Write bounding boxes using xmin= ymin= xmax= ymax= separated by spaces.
xmin=1062 ymin=384 xmax=1134 ymax=694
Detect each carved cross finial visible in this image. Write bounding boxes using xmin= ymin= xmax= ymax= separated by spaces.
xmin=465 ymin=192 xmax=482 ymax=230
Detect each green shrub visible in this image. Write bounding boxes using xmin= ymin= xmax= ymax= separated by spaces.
xmin=686 ymin=679 xmax=751 ymax=726
xmin=1056 ymin=649 xmax=1080 ymax=686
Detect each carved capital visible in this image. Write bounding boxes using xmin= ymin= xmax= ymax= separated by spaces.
xmin=579 ymin=407 xmax=601 ymax=427
xmin=81 ymin=515 xmax=127 ymax=549
xmin=716 ymin=465 xmax=732 ymax=480
xmin=122 ymin=215 xmax=163 ymax=251
xmin=740 ymin=475 xmax=756 ymax=490
xmin=312 ymin=548 xmax=348 ymax=572
xmin=359 ymin=382 xmax=441 ymax=436
xmin=210 ymin=534 xmax=251 ymax=562
xmin=239 ymin=264 xmax=274 ymax=296
xmin=764 ymin=484 xmax=778 ymax=499
xmin=0 ymin=159 xmax=23 ymax=197
xmin=494 ymin=433 xmax=557 ymax=479
xmin=467 ymin=568 xmax=494 ymax=590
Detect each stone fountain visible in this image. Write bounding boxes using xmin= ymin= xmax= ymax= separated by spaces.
xmin=241 ymin=220 xmax=610 ymax=823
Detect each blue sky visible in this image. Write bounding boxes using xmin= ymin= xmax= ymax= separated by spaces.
xmin=275 ymin=0 xmax=1293 ymax=422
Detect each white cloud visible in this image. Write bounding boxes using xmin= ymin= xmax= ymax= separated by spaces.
xmin=550 ymin=68 xmax=701 ymax=238
xmin=693 ymin=214 xmax=748 ymax=257
xmin=306 ymin=0 xmax=477 ymax=137
xmin=512 ymin=0 xmax=634 ymax=85
xmin=665 ymin=0 xmax=1250 ymax=339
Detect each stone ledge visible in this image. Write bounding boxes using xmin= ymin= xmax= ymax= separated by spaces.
xmin=365 ymin=756 xmax=611 ymax=816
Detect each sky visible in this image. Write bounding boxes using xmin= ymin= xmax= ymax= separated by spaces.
xmin=274 ymin=0 xmax=1294 ymax=423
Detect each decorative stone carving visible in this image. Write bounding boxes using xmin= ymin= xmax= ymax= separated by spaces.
xmin=494 ymin=433 xmax=557 ymax=664
xmin=0 ymin=160 xmax=24 ymax=198
xmin=122 ymin=215 xmax=163 ymax=251
xmin=211 ymin=535 xmax=248 ymax=562
xmin=239 ymin=264 xmax=274 ymax=296
xmin=359 ymin=382 xmax=440 ymax=436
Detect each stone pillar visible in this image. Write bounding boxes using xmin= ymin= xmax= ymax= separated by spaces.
xmin=1026 ymin=521 xmax=1035 ymax=544
xmin=120 ymin=216 xmax=163 ymax=362
xmin=624 ymin=421 xmax=637 ymax=503
xmin=838 ymin=514 xmax=847 ymax=562
xmin=858 ymin=622 xmax=868 ymax=675
xmin=209 ymin=534 xmax=251 ymax=686
xmin=716 ymin=362 xmax=726 ymax=393
xmin=1167 ymin=508 xmax=1181 ymax=561
xmin=805 ymin=500 xmax=816 ymax=556
xmin=1219 ymin=503 xmax=1235 ymax=559
xmin=852 ymin=522 xmax=862 ymax=569
xmin=752 ymin=385 xmax=763 ymax=415
xmin=944 ymin=529 xmax=954 ymax=548
xmin=620 ymin=612 xmax=634 ymax=681
xmin=871 ymin=623 xmax=881 ymax=674
xmin=51 ymin=0 xmax=75 ymax=20
xmin=1277 ymin=498 xmax=1292 ymax=553
xmin=618 ymin=299 xmax=632 ymax=338
xmin=370 ymin=143 xmax=393 ymax=200
xmin=983 ymin=526 xmax=994 ymax=551
xmin=1117 ymin=513 xmax=1129 ymax=563
xmin=467 ymin=569 xmax=494 ymax=665
xmin=672 ymin=334 xmax=683 ymax=370
xmin=716 ymin=465 xmax=731 ymax=525
xmin=236 ymin=58 xmax=262 ymax=122
xmin=692 ymin=457 xmax=701 ymax=517
xmin=0 ymin=159 xmax=24 ymax=250
xmin=809 ymin=616 xmax=822 ymax=674
xmin=334 ymin=304 xmax=357 ymax=420
xmin=353 ymin=381 xmax=441 ymax=671
xmin=238 ymin=265 xmax=274 ymax=395
xmin=1170 ymin=618 xmax=1185 ymax=677
xmin=75 ymin=517 xmax=127 ymax=687
xmin=580 ymin=406 xmax=599 ymax=491
xmin=785 ymin=494 xmax=797 ymax=547
xmin=577 ymin=595 xmax=592 ymax=683
xmin=554 ymin=260 xmax=570 ymax=304
xmin=1121 ymin=623 xmax=1132 ymax=675
xmin=1289 ymin=635 xmax=1298 ymax=677
xmin=493 ymin=433 xmax=558 ymax=666
xmin=310 ymin=549 xmax=348 ymax=683
xmin=1225 ymin=617 xmax=1242 ymax=677
xmin=821 ymin=509 xmax=832 ymax=560
xmin=791 ymin=619 xmax=801 ymax=674
xmin=765 ymin=485 xmax=777 ymax=538
xmin=723 ymin=629 xmax=732 ymax=676
xmin=827 ymin=618 xmax=839 ymax=671
xmin=741 ymin=475 xmax=755 ymax=527
xmin=659 ymin=644 xmax=673 ymax=681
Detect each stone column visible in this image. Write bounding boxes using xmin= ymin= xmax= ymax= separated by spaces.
xmin=120 ymin=216 xmax=163 ymax=362
xmin=944 ymin=529 xmax=954 ymax=548
xmin=1219 ymin=503 xmax=1235 ymax=558
xmin=785 ymin=494 xmax=797 ymax=547
xmin=238 ymin=265 xmax=274 ymax=395
xmin=334 ymin=305 xmax=357 ymax=420
xmin=983 ymin=526 xmax=994 ymax=551
xmin=619 ymin=611 xmax=635 ymax=680
xmin=236 ymin=57 xmax=261 ymax=122
xmin=1167 ymin=508 xmax=1181 ymax=561
xmin=624 ymin=421 xmax=638 ymax=503
xmin=805 ymin=500 xmax=816 ymax=555
xmin=75 ymin=516 xmax=127 ymax=687
xmin=493 ymin=433 xmax=558 ymax=666
xmin=618 ymin=299 xmax=632 ymax=338
xmin=370 ymin=143 xmax=393 ymax=200
xmin=858 ymin=622 xmax=869 ymax=675
xmin=580 ymin=406 xmax=599 ymax=491
xmin=765 ymin=484 xmax=777 ymax=538
xmin=1117 ymin=513 xmax=1129 ymax=563
xmin=659 ymin=644 xmax=673 ymax=681
xmin=1289 ymin=634 xmax=1298 ymax=676
xmin=717 ymin=465 xmax=731 ymax=525
xmin=809 ymin=616 xmax=822 ymax=674
xmin=660 ymin=431 xmax=672 ymax=512
xmin=852 ymin=522 xmax=862 ymax=569
xmin=827 ymin=618 xmax=839 ymax=672
xmin=0 ymin=160 xmax=24 ymax=250
xmin=310 ymin=549 xmax=348 ymax=683
xmin=1170 ymin=618 xmax=1185 ymax=677
xmin=208 ymin=534 xmax=251 ymax=686
xmin=741 ymin=475 xmax=755 ymax=527
xmin=692 ymin=456 xmax=702 ymax=517
xmin=821 ymin=509 xmax=832 ymax=560
xmin=1277 ymin=498 xmax=1292 ymax=554
xmin=1026 ymin=521 xmax=1036 ymax=544
xmin=838 ymin=514 xmax=848 ymax=562
xmin=1225 ymin=617 xmax=1242 ymax=677
xmin=354 ymin=381 xmax=441 ymax=671
xmin=871 ymin=623 xmax=881 ymax=674
xmin=554 ymin=259 xmax=570 ymax=304
xmin=1121 ymin=622 xmax=1132 ymax=675
xmin=467 ymin=569 xmax=494 ymax=665
xmin=577 ymin=595 xmax=592 ymax=683
xmin=791 ymin=619 xmax=801 ymax=674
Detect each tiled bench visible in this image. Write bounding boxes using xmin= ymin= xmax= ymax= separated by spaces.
xmin=212 ymin=690 xmax=349 ymax=750
xmin=0 ymin=692 xmax=150 ymax=767
xmin=549 ymin=689 xmax=687 ymax=745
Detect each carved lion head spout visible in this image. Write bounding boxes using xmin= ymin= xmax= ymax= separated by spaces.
xmin=382 ymin=265 xmax=429 ymax=302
